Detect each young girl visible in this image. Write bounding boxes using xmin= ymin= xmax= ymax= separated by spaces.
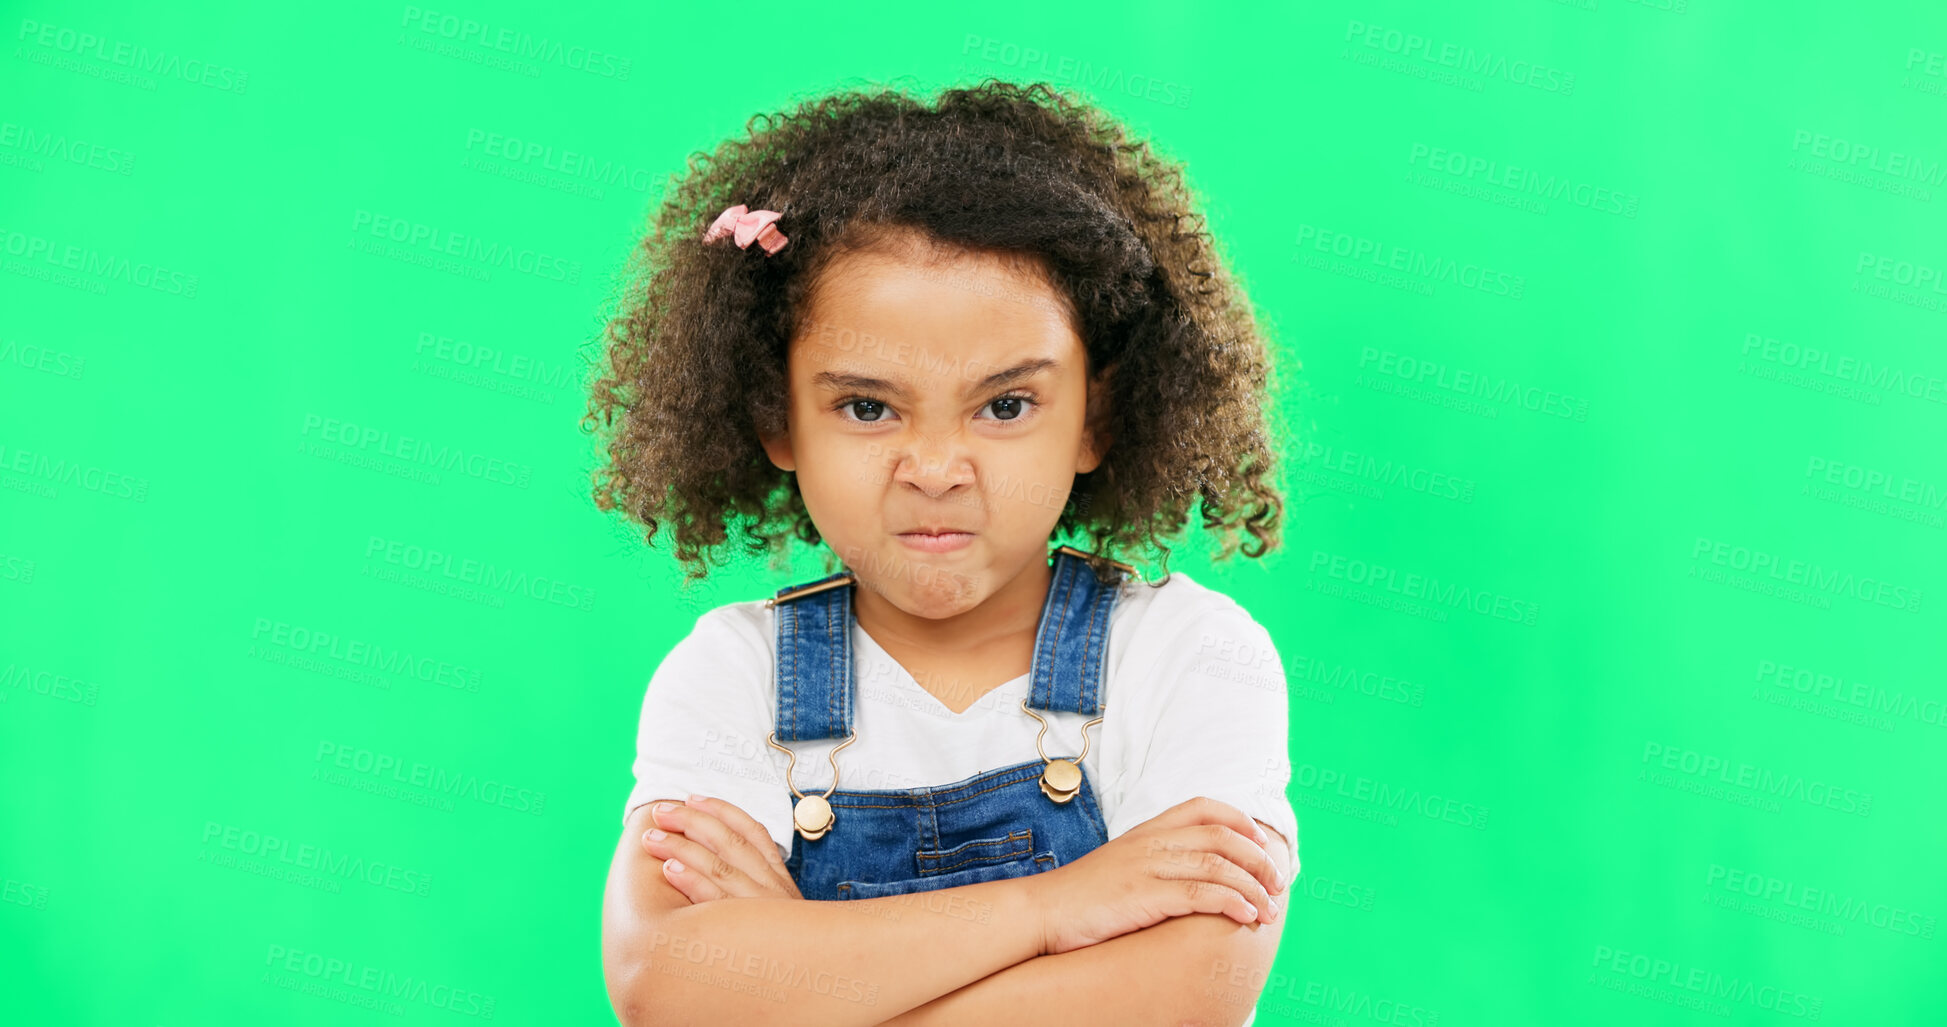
xmin=589 ymin=79 xmax=1297 ymax=1027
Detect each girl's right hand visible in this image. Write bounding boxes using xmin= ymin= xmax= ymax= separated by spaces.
xmin=1025 ymin=796 xmax=1288 ymax=956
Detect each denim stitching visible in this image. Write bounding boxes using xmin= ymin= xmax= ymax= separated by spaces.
xmin=780 ymin=602 xmax=797 ymax=739
xmin=916 ymin=829 xmax=1034 ymax=870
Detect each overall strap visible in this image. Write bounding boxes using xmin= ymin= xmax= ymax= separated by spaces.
xmin=1027 ymin=547 xmax=1130 ymax=717
xmin=766 ymin=546 xmax=1133 ymax=739
xmin=767 ymin=569 xmax=856 ymax=743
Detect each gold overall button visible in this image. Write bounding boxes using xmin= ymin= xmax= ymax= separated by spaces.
xmin=1040 ymin=760 xmax=1082 ymax=803
xmin=793 ymin=794 xmax=834 ymax=841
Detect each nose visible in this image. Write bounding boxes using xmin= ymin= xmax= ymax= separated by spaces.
xmin=889 ymin=427 xmax=974 ymax=498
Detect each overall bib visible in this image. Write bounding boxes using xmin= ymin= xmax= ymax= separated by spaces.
xmin=764 ymin=546 xmax=1129 ymax=901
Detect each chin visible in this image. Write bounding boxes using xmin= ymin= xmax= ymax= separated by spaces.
xmin=862 ymin=551 xmax=986 ymax=615
xmin=897 ymin=583 xmax=987 ymax=619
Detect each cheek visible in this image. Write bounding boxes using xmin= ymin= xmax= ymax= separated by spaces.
xmin=817 ymin=440 xmax=887 ymax=493
xmin=795 ymin=441 xmax=882 ymax=514
xmin=980 ymin=442 xmax=1081 ymax=519
xmin=1010 ymin=427 xmax=1083 ymax=472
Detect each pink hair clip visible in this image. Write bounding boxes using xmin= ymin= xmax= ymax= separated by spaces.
xmin=702 ymin=203 xmax=788 ymax=255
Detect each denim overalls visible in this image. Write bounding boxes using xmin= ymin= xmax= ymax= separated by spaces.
xmin=764 ymin=546 xmax=1129 ymax=901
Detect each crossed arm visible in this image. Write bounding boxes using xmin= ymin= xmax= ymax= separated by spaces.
xmin=874 ymin=835 xmax=1289 ymax=1027
xmin=602 ymin=797 xmax=1291 ymax=1027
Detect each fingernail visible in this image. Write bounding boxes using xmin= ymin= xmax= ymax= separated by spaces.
xmin=1268 ymin=895 xmax=1282 ymax=921
xmin=654 ymin=802 xmax=674 ymax=815
xmin=686 ymin=794 xmax=707 ymax=803
xmin=1243 ymin=901 xmax=1257 ymax=919
xmin=1254 ymin=825 xmax=1267 ymax=844
xmin=646 ymin=828 xmax=666 ymax=841
xmin=663 ymin=858 xmax=684 ymax=874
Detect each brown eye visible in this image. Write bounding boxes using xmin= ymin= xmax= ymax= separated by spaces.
xmin=977 ymin=393 xmax=1038 ymax=423
xmin=842 ymin=399 xmax=889 ymax=422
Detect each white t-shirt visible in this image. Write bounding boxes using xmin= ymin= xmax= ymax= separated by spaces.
xmin=623 ymin=567 xmax=1299 ymax=877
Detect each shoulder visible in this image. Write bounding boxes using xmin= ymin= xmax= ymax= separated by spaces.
xmin=1105 ymin=569 xmax=1286 ymax=720
xmin=664 ymin=598 xmax=772 ymax=660
xmin=642 ymin=597 xmax=774 ymax=701
xmin=1112 ymin=569 xmax=1280 ymax=667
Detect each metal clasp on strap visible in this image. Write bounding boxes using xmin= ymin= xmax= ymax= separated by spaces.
xmin=763 ymin=573 xmax=858 ymax=608
xmin=1051 ymin=544 xmax=1136 ymax=576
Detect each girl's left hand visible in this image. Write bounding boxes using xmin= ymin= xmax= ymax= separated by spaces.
xmin=639 ymin=795 xmax=803 ymax=903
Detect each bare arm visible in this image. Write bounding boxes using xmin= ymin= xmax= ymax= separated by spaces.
xmin=876 ymin=910 xmax=1280 ymax=1027
xmin=602 ymin=802 xmax=1049 ymax=1027
xmin=874 ymin=822 xmax=1294 ymax=1027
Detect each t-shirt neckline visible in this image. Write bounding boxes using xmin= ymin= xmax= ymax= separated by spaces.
xmin=852 ymin=623 xmax=1032 ymax=720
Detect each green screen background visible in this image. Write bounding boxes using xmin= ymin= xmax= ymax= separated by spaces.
xmin=4 ymin=0 xmax=1942 ymax=1023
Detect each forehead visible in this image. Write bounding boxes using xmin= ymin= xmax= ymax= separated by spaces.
xmin=791 ymin=243 xmax=1083 ymax=385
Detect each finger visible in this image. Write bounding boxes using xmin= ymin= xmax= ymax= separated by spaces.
xmin=1255 ymin=819 xmax=1294 ymax=895
xmin=1140 ymin=819 xmax=1284 ymax=907
xmin=642 ymin=830 xmax=734 ymax=901
xmin=1170 ymin=852 xmax=1270 ymax=926
xmin=1148 ymin=797 xmax=1285 ymax=893
xmin=1193 ymin=822 xmax=1285 ymax=904
xmin=639 ymin=805 xmax=699 ymax=858
xmin=1148 ymin=796 xmax=1271 ymax=847
xmin=685 ymin=796 xmax=791 ymax=879
xmin=1152 ymin=860 xmax=1261 ymax=925
xmin=650 ymin=802 xmax=780 ymax=895
xmin=1201 ymin=823 xmax=1282 ymax=925
xmin=1201 ymin=848 xmax=1280 ymax=927
xmin=1146 ymin=826 xmax=1281 ymax=926
xmin=639 ymin=802 xmax=683 ymax=853
xmin=688 ymin=796 xmax=803 ymax=899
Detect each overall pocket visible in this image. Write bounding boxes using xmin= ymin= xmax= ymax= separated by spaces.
xmin=917 ymin=828 xmax=1035 ymax=875
xmin=836 ymin=849 xmax=1059 ymax=900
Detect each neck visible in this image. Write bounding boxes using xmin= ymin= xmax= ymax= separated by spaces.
xmin=849 ymin=553 xmax=1052 ymax=655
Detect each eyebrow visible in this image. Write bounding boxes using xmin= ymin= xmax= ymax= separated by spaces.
xmin=810 ymin=358 xmax=1061 ymax=399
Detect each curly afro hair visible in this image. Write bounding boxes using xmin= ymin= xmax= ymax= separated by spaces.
xmin=582 ymin=79 xmax=1286 ymax=586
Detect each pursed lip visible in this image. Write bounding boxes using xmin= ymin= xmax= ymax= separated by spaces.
xmin=894 ymin=529 xmax=976 ymax=552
